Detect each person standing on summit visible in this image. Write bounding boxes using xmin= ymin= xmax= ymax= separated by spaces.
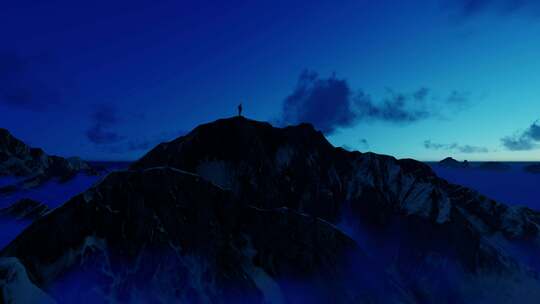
xmin=238 ymin=103 xmax=243 ymax=117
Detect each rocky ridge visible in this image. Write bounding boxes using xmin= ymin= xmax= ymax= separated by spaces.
xmin=1 ymin=117 xmax=540 ymax=303
xmin=0 ymin=128 xmax=95 ymax=193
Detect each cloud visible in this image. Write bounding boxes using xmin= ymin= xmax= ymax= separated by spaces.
xmin=125 ymin=131 xmax=184 ymax=152
xmin=444 ymin=0 xmax=540 ymax=18
xmin=281 ymin=70 xmax=471 ymax=134
xmin=0 ymin=51 xmax=66 ymax=110
xmin=86 ymin=103 xmax=184 ymax=154
xmin=359 ymin=138 xmax=370 ymax=149
xmin=281 ymin=70 xmax=356 ymax=134
xmin=424 ymin=139 xmax=489 ymax=153
xmin=446 ymin=90 xmax=471 ymax=110
xmin=355 ymin=88 xmax=432 ymax=123
xmin=106 ymin=130 xmax=186 ymax=154
xmin=86 ymin=126 xmax=124 ymax=145
xmin=86 ymin=104 xmax=125 ymax=145
xmin=501 ymin=120 xmax=540 ymax=151
xmin=126 ymin=139 xmax=156 ymax=152
xmin=501 ymin=135 xmax=535 ymax=151
xmin=527 ymin=121 xmax=540 ymax=140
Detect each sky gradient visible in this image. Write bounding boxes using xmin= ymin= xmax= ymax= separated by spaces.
xmin=2 ymin=0 xmax=540 ymax=161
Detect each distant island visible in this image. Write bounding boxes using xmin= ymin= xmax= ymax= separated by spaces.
xmin=438 ymin=157 xmax=469 ymax=168
xmin=0 ymin=128 xmax=96 ymax=193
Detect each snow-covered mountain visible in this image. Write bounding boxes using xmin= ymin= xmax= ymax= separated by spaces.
xmin=2 ymin=117 xmax=540 ymax=303
xmin=0 ymin=128 xmax=95 ymax=193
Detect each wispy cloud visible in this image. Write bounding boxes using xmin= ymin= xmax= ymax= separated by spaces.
xmin=281 ymin=70 xmax=356 ymax=134
xmin=354 ymin=88 xmax=432 ymax=123
xmin=85 ymin=104 xmax=183 ymax=153
xmin=281 ymin=70 xmax=471 ymax=134
xmin=501 ymin=120 xmax=540 ymax=151
xmin=443 ymin=0 xmax=540 ymax=18
xmin=424 ymin=139 xmax=489 ymax=153
xmin=359 ymin=138 xmax=370 ymax=149
xmin=0 ymin=51 xmax=68 ymax=110
xmin=86 ymin=104 xmax=125 ymax=145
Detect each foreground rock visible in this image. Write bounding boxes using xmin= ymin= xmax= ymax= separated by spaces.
xmin=1 ymin=168 xmax=402 ymax=303
xmin=0 ymin=128 xmax=95 ymax=192
xmin=132 ymin=117 xmax=540 ymax=302
xmin=0 ymin=199 xmax=49 ymax=221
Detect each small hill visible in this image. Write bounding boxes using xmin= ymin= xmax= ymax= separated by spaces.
xmin=438 ymin=157 xmax=469 ymax=168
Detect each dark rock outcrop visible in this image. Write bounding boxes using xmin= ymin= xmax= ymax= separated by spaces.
xmin=0 ymin=128 xmax=95 ymax=192
xmin=131 ymin=117 xmax=540 ymax=299
xmin=0 ymin=199 xmax=49 ymax=221
xmin=438 ymin=157 xmax=469 ymax=168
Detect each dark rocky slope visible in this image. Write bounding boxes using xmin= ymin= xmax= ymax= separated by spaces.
xmin=133 ymin=118 xmax=539 ymax=241
xmin=1 ymin=168 xmax=403 ymax=303
xmin=0 ymin=198 xmax=49 ymax=220
xmin=132 ymin=117 xmax=540 ymax=301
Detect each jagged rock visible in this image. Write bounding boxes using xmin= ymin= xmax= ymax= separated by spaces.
xmin=2 ymin=117 xmax=540 ymax=303
xmin=0 ymin=257 xmax=56 ymax=304
xmin=0 ymin=199 xmax=49 ymax=221
xmin=438 ymin=157 xmax=469 ymax=168
xmin=0 ymin=128 xmax=96 ymax=192
xmin=1 ymin=168 xmax=398 ymax=303
xmin=131 ymin=117 xmax=540 ymax=298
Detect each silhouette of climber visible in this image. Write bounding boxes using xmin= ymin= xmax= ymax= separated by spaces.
xmin=238 ymin=103 xmax=243 ymax=117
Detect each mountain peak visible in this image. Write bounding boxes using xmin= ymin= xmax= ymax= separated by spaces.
xmin=187 ymin=116 xmax=324 ymax=144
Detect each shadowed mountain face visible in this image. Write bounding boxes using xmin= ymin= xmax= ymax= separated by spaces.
xmin=1 ymin=168 xmax=400 ymax=303
xmin=132 ymin=118 xmax=348 ymax=221
xmin=2 ymin=117 xmax=540 ymax=303
xmin=133 ymin=117 xmax=539 ymax=238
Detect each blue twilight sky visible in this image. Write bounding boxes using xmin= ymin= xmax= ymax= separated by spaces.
xmin=2 ymin=0 xmax=540 ymax=161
